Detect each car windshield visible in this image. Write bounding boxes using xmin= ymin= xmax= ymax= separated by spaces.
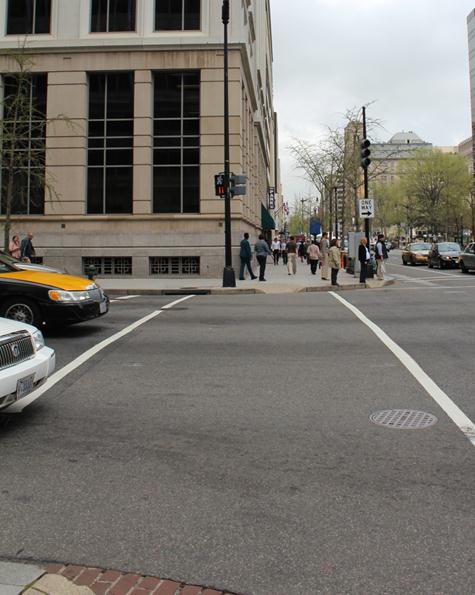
xmin=438 ymin=243 xmax=460 ymax=252
xmin=411 ymin=243 xmax=431 ymax=250
xmin=0 ymin=252 xmax=21 ymax=270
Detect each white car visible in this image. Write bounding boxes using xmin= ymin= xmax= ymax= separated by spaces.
xmin=0 ymin=317 xmax=55 ymax=411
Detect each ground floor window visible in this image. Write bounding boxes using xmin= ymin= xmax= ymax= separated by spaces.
xmin=149 ymin=256 xmax=200 ymax=275
xmin=83 ymin=256 xmax=132 ymax=276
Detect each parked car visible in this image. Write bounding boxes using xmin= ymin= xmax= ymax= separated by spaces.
xmin=459 ymin=242 xmax=475 ymax=273
xmin=401 ymin=242 xmax=432 ymax=266
xmin=0 ymin=260 xmax=109 ymax=328
xmin=0 ymin=251 xmax=64 ymax=274
xmin=427 ymin=242 xmax=462 ymax=269
xmin=0 ymin=317 xmax=55 ymax=411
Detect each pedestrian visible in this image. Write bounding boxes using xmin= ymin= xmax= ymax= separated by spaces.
xmin=254 ymin=234 xmax=272 ymax=281
xmin=358 ymin=236 xmax=371 ymax=283
xmin=271 ymin=237 xmax=281 ymax=265
xmin=286 ymin=235 xmax=298 ymax=275
xmin=320 ymin=232 xmax=330 ymax=280
xmin=8 ymin=234 xmax=21 ymax=259
xmin=239 ymin=232 xmax=257 ymax=281
xmin=375 ymin=233 xmax=389 ymax=280
xmin=307 ymin=240 xmax=321 ymax=275
xmin=281 ymin=239 xmax=288 ymax=265
xmin=298 ymin=238 xmax=307 ymax=263
xmin=20 ymin=231 xmax=36 ymax=263
xmin=328 ymin=238 xmax=341 ymax=286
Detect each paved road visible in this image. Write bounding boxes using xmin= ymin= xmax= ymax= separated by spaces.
xmin=0 ymin=275 xmax=474 ymax=595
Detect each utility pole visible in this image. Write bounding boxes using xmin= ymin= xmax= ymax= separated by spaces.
xmin=362 ymin=106 xmax=370 ymax=247
xmin=222 ymin=0 xmax=235 ymax=287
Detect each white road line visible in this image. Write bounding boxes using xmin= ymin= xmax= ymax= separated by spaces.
xmin=161 ymin=294 xmax=196 ymax=309
xmin=388 ymin=263 xmax=457 ymax=277
xmin=6 ymin=294 xmax=196 ymax=413
xmin=111 ymin=295 xmax=141 ymax=302
xmin=330 ymin=292 xmax=475 ymax=447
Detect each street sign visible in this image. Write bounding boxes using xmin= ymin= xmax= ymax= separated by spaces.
xmin=268 ymin=187 xmax=275 ymax=210
xmin=359 ymin=198 xmax=375 ymax=219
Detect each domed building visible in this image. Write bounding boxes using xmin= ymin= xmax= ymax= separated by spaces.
xmin=370 ymin=131 xmax=432 ymax=184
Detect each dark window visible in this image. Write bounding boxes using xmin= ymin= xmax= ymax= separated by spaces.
xmin=155 ymin=0 xmax=200 ymax=31
xmin=87 ymin=72 xmax=134 ymax=214
xmin=153 ymin=71 xmax=199 ymax=213
xmin=7 ymin=0 xmax=51 ymax=35
xmin=91 ymin=0 xmax=136 ymax=33
xmin=0 ymin=74 xmax=48 ymax=216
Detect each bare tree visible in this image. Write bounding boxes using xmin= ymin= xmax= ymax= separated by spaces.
xmin=1 ymin=48 xmax=71 ymax=251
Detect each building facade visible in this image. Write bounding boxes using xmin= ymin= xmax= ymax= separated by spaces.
xmin=0 ymin=0 xmax=281 ymax=277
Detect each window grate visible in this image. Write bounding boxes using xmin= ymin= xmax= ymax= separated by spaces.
xmin=83 ymin=257 xmax=132 ymax=276
xmin=149 ymin=256 xmax=200 ymax=276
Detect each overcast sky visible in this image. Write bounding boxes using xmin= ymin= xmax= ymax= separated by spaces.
xmin=271 ymin=0 xmax=475 ymax=203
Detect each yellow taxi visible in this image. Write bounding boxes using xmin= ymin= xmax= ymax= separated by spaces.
xmin=0 ymin=260 xmax=109 ymax=328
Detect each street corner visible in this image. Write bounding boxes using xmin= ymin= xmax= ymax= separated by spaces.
xmin=24 ymin=564 xmax=239 ymax=595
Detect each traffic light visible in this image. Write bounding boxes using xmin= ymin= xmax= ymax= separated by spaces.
xmin=360 ymin=139 xmax=371 ymax=169
xmin=230 ymin=174 xmax=247 ymax=197
xmin=214 ymin=173 xmax=225 ymax=197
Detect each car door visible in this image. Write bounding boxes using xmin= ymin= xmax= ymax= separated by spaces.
xmin=467 ymin=244 xmax=475 ymax=269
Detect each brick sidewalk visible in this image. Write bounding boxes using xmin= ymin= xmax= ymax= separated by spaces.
xmin=37 ymin=564 xmax=238 ymax=595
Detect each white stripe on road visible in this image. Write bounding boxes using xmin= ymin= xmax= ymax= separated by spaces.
xmin=330 ymin=292 xmax=475 ymax=447
xmin=161 ymin=295 xmax=196 ymax=309
xmin=388 ymin=263 xmax=457 ymax=277
xmin=6 ymin=294 xmax=196 ymax=413
xmin=110 ymin=294 xmax=141 ymax=303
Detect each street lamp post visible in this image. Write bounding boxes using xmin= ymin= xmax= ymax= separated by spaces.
xmin=222 ymin=0 xmax=236 ymax=287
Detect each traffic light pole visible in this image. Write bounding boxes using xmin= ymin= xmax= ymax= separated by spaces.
xmin=222 ymin=0 xmax=235 ymax=287
xmin=362 ymin=106 xmax=370 ymax=247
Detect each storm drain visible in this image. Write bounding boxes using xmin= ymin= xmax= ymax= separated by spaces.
xmin=370 ymin=409 xmax=438 ymax=430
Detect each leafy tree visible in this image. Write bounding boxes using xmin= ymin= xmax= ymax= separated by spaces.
xmin=400 ymin=149 xmax=472 ymax=238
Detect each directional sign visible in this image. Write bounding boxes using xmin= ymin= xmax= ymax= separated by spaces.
xmin=359 ymin=198 xmax=375 ymax=219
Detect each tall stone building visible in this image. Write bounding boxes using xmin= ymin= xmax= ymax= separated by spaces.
xmin=0 ymin=0 xmax=281 ymax=277
xmin=467 ymin=9 xmax=475 ymax=177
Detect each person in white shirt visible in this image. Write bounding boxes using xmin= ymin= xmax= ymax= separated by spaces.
xmin=271 ymin=237 xmax=281 ymax=265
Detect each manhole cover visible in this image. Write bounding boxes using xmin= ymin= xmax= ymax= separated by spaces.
xmin=370 ymin=409 xmax=438 ymax=430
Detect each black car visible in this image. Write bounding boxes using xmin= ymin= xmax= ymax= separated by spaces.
xmin=0 ymin=261 xmax=109 ymax=328
xmin=427 ymin=242 xmax=461 ymax=269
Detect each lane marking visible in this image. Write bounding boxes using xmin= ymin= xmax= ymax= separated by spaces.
xmin=385 ymin=285 xmax=475 ymax=291
xmin=110 ymin=294 xmax=141 ymax=303
xmin=6 ymin=294 xmax=196 ymax=413
xmin=161 ymin=295 xmax=195 ymax=309
xmin=388 ymin=263 xmax=458 ymax=277
xmin=330 ymin=292 xmax=475 ymax=447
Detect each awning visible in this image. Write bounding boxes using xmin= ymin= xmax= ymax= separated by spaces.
xmin=261 ymin=204 xmax=276 ymax=230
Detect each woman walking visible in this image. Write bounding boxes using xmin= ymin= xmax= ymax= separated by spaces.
xmin=307 ymin=240 xmax=321 ymax=275
xmin=358 ymin=237 xmax=371 ymax=283
xmin=328 ymin=238 xmax=341 ymax=286
xmin=8 ymin=235 xmax=21 ymax=259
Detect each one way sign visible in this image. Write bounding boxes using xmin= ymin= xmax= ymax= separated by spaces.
xmin=359 ymin=198 xmax=375 ymax=219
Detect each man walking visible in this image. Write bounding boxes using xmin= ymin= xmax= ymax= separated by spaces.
xmin=20 ymin=232 xmax=36 ymax=263
xmin=239 ymin=232 xmax=257 ymax=280
xmin=271 ymin=237 xmax=281 ymax=265
xmin=375 ymin=233 xmax=389 ymax=280
xmin=320 ymin=232 xmax=330 ymax=280
xmin=286 ymin=235 xmax=298 ymax=275
xmin=254 ymin=234 xmax=272 ymax=281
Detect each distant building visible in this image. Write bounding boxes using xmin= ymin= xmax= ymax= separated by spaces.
xmin=458 ymin=136 xmax=474 ymax=174
xmin=370 ymin=131 xmax=432 ymax=185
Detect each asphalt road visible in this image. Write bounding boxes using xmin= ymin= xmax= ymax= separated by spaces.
xmin=0 ymin=271 xmax=474 ymax=595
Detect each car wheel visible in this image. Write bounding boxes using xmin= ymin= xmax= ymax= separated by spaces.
xmin=402 ymin=258 xmax=407 ymax=266
xmin=461 ymin=260 xmax=469 ymax=274
xmin=1 ymin=298 xmax=42 ymax=328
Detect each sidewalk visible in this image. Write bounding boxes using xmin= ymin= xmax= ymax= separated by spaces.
xmin=97 ymin=259 xmax=394 ymax=296
xmin=1 ymin=561 xmax=236 ymax=595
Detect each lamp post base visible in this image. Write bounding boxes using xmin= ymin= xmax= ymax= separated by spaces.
xmin=222 ymin=266 xmax=236 ymax=287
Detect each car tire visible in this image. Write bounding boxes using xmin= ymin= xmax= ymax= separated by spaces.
xmin=0 ymin=297 xmax=42 ymax=328
xmin=461 ymin=260 xmax=469 ymax=274
xmin=402 ymin=259 xmax=407 ymax=266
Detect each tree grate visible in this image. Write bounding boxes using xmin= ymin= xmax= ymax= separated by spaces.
xmin=370 ymin=409 xmax=438 ymax=430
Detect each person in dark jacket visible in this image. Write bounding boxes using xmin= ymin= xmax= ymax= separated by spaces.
xmin=254 ymin=234 xmax=272 ymax=281
xmin=20 ymin=232 xmax=36 ymax=262
xmin=239 ymin=233 xmax=257 ymax=280
xmin=375 ymin=233 xmax=389 ymax=280
xmin=358 ymin=236 xmax=370 ymax=283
